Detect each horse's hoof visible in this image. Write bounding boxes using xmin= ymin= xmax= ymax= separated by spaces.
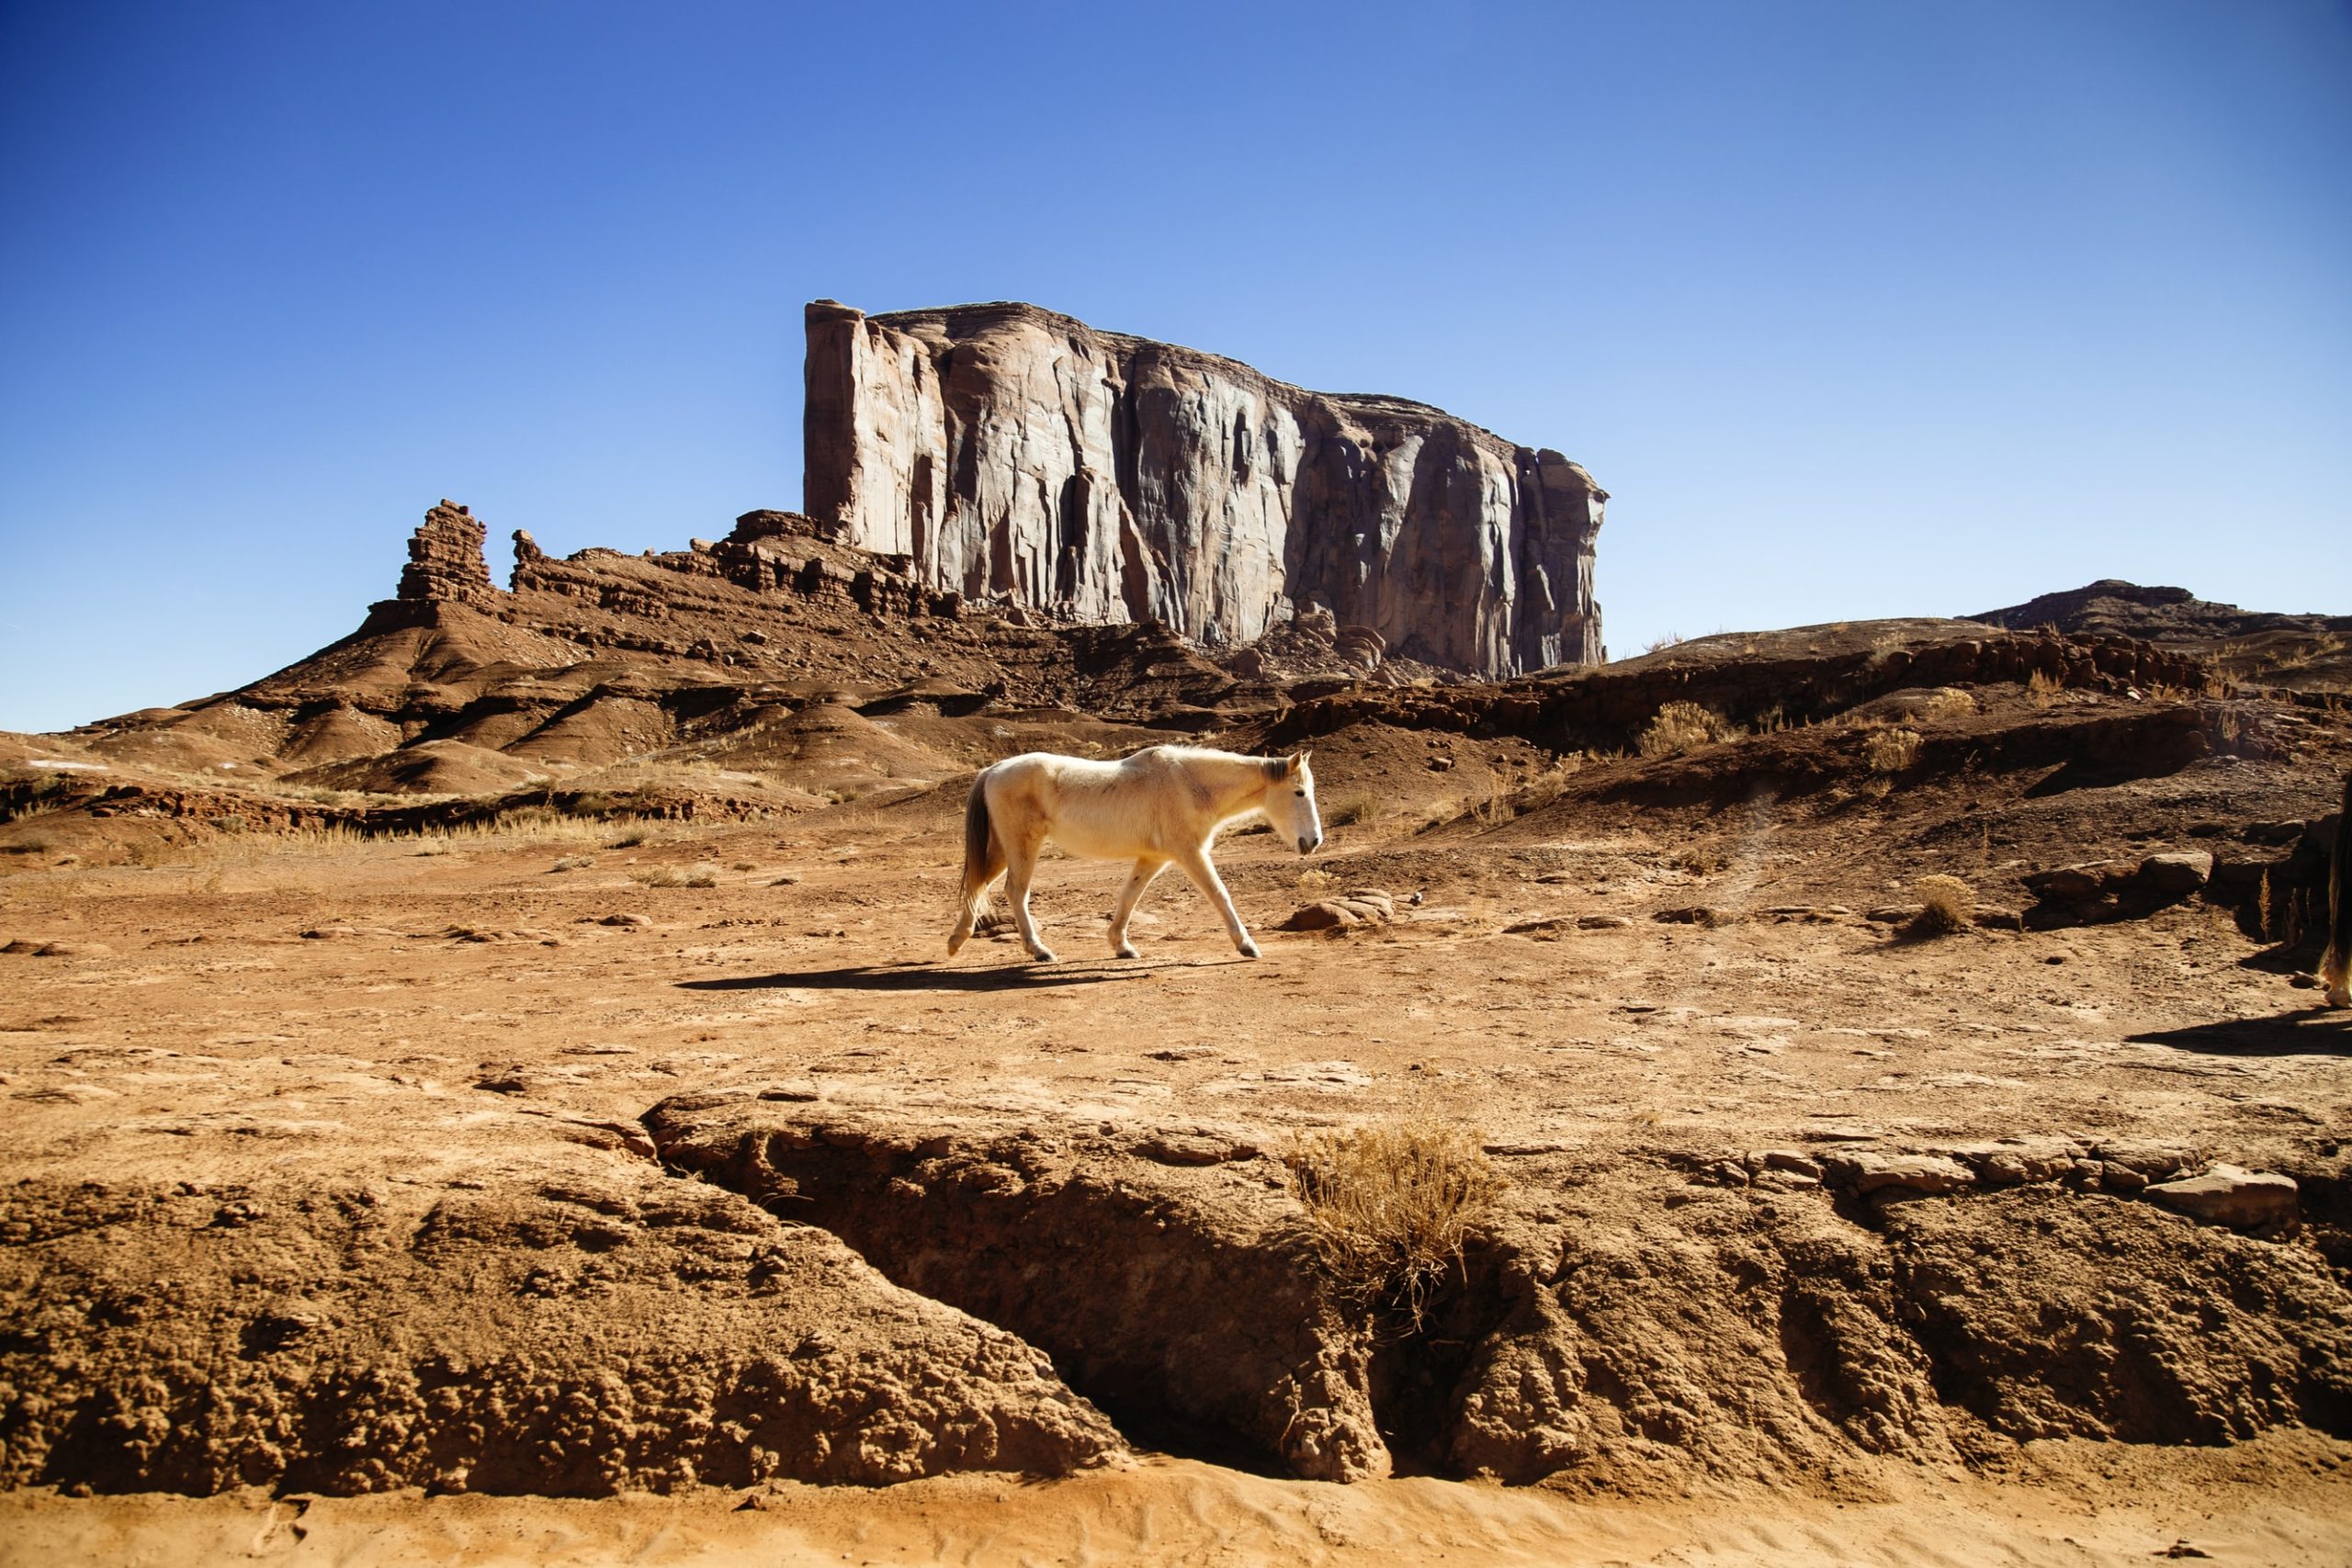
xmin=1114 ymin=943 xmax=1140 ymax=960
xmin=1238 ymin=940 xmax=1261 ymax=959
xmin=1029 ymin=949 xmax=1058 ymax=964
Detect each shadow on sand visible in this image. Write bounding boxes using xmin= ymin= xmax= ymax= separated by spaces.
xmin=2126 ymin=1008 xmax=2352 ymax=1057
xmin=676 ymin=957 xmax=1214 ymax=993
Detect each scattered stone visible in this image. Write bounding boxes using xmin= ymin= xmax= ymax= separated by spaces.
xmin=1576 ymin=914 xmax=1633 ymax=930
xmin=1278 ymin=893 xmax=1393 ymax=931
xmin=300 ymin=926 xmax=363 ymax=941
xmin=598 ymin=913 xmax=653 ymax=928
xmin=1827 ymin=1151 xmax=1974 ymax=1195
xmin=2138 ymin=850 xmax=2213 ymax=895
xmin=757 ymin=1081 xmax=820 ymax=1102
xmin=1654 ymin=906 xmax=1733 ymax=927
xmin=2146 ymin=1164 xmax=2298 ymax=1233
xmin=2023 ymin=863 xmax=2127 ymax=899
xmin=1502 ymin=916 xmax=1573 ymax=935
xmin=1134 ymin=1133 xmax=1243 ymax=1166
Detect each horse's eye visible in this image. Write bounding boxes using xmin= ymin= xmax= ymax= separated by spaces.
xmin=1294 ymin=789 xmax=1305 ymax=796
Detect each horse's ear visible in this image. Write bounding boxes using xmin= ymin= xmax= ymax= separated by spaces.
xmin=1287 ymin=750 xmax=1310 ymax=776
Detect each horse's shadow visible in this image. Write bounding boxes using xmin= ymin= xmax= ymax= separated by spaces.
xmin=2125 ymin=1008 xmax=2352 ymax=1057
xmin=678 ymin=959 xmax=1194 ymax=993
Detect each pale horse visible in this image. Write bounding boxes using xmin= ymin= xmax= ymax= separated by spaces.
xmin=947 ymin=746 xmax=1322 ymax=963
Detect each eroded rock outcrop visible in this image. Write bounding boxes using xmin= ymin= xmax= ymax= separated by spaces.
xmin=804 ymin=300 xmax=1606 ymax=677
xmin=394 ymin=500 xmax=501 ymax=609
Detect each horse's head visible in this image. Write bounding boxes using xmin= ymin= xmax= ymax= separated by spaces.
xmin=1263 ymin=751 xmax=1322 ymax=856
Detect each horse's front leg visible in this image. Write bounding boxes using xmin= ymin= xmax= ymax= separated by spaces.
xmin=1174 ymin=846 xmax=1259 ymax=959
xmin=1003 ymin=834 xmax=1056 ymax=963
xmin=1108 ymin=857 xmax=1166 ymax=958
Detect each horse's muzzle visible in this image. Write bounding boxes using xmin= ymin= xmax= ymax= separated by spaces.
xmin=1298 ymin=834 xmax=1322 ymax=855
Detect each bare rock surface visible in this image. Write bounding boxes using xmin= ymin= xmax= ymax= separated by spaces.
xmin=2146 ymin=1164 xmax=2301 ymax=1233
xmin=805 ymin=300 xmax=1605 ymax=676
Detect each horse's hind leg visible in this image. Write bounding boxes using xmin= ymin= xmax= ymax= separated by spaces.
xmin=1003 ymin=830 xmax=1056 ymax=963
xmin=1108 ymin=857 xmax=1166 ymax=958
xmin=946 ymin=836 xmax=1007 ymax=957
xmin=1175 ymin=845 xmax=1259 ymax=959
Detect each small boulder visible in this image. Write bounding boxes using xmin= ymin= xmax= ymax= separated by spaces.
xmin=1280 ymin=901 xmax=1362 ymax=931
xmin=2146 ymin=1164 xmax=2297 ymax=1232
xmin=2023 ymin=863 xmax=2125 ymax=900
xmin=2137 ymin=850 xmax=2213 ymax=896
xmin=1828 ymin=1151 xmax=1973 ymax=1196
xmin=1577 ymin=914 xmax=1634 ymax=930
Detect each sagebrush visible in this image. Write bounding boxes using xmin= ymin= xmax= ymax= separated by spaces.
xmin=1637 ymin=702 xmax=1735 ymax=758
xmin=1910 ymin=874 xmax=1975 ymax=936
xmin=1284 ymin=1118 xmax=1503 ymax=1328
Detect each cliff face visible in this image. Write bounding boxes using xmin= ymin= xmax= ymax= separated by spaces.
xmin=804 ymin=301 xmax=1605 ymax=677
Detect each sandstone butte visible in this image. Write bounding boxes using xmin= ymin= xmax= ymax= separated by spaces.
xmin=803 ymin=299 xmax=1607 ymax=679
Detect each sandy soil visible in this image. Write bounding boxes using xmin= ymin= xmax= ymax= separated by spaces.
xmin=5 ymin=743 xmax=2349 ymax=1562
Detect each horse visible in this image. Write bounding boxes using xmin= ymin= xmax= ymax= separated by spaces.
xmin=947 ymin=745 xmax=1322 ymax=963
xmin=2323 ymin=772 xmax=2349 ymax=1010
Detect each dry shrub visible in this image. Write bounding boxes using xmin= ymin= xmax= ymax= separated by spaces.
xmin=1284 ymin=1119 xmax=1503 ymax=1327
xmin=1909 ymin=874 xmax=1975 ymax=936
xmin=1325 ymin=794 xmax=1375 ymax=828
xmin=550 ymin=854 xmax=594 ymax=873
xmin=632 ymin=862 xmax=720 ymax=889
xmin=1295 ymin=866 xmax=1336 ymax=896
xmin=1637 ymin=702 xmax=1735 ymax=758
xmin=1862 ymin=727 xmax=1923 ymax=774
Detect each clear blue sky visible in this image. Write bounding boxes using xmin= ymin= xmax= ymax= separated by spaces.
xmin=3 ymin=0 xmax=2346 ymax=733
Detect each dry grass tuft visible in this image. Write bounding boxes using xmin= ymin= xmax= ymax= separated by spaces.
xmin=606 ymin=825 xmax=654 ymax=849
xmin=1284 ymin=1118 xmax=1503 ymax=1328
xmin=1909 ymin=874 xmax=1975 ymax=936
xmin=1862 ymin=727 xmax=1923 ymax=774
xmin=1325 ymin=794 xmax=1376 ymax=828
xmin=632 ymin=862 xmax=720 ymax=889
xmin=550 ymin=854 xmax=594 ymax=873
xmin=1636 ymin=702 xmax=1736 ymax=758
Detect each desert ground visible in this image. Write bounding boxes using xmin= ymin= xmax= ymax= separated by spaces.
xmin=4 ymin=628 xmax=2349 ymax=1564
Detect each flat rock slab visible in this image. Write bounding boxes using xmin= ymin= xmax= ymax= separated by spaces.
xmin=2147 ymin=1164 xmax=2299 ymax=1232
xmin=1828 ymin=1151 xmax=1976 ymax=1195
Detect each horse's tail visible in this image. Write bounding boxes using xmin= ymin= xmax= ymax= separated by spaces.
xmin=2323 ymin=771 xmax=2351 ymax=1007
xmin=948 ymin=767 xmax=998 ymax=956
xmin=962 ymin=769 xmax=994 ymax=902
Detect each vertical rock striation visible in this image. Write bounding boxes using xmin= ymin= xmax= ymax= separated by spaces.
xmin=804 ymin=300 xmax=1605 ymax=677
